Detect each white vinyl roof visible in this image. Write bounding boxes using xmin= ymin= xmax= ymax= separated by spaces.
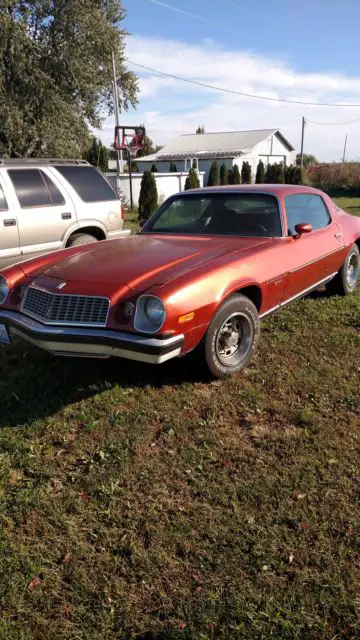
xmin=139 ymin=129 xmax=294 ymax=162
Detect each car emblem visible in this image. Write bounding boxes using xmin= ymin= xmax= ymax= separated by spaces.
xmin=56 ymin=282 xmax=66 ymax=290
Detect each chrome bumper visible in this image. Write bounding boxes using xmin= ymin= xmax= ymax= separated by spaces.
xmin=0 ymin=310 xmax=184 ymax=364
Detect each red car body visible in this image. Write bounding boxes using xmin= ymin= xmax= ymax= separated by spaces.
xmin=0 ymin=185 xmax=359 ymax=374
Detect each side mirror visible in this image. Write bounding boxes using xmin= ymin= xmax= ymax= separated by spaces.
xmin=294 ymin=222 xmax=312 ymax=238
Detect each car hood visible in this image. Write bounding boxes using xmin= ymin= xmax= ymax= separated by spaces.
xmin=23 ymin=234 xmax=270 ymax=291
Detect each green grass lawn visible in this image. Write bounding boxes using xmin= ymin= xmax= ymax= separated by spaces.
xmin=0 ymin=200 xmax=359 ymax=639
xmin=334 ymin=197 xmax=360 ymax=217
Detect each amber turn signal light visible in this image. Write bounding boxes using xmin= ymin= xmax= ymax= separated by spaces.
xmin=178 ymin=312 xmax=195 ymax=324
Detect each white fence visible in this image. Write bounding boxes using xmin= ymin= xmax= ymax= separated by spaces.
xmin=106 ymin=172 xmax=205 ymax=208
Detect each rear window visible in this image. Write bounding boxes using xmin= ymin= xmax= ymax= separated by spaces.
xmin=8 ymin=169 xmax=52 ymax=207
xmin=55 ymin=166 xmax=118 ymax=203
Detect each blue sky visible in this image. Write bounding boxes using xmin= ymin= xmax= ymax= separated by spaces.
xmin=98 ymin=0 xmax=360 ymax=161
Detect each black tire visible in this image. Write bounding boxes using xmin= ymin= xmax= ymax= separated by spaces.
xmin=200 ymin=294 xmax=260 ymax=379
xmin=67 ymin=233 xmax=99 ymax=248
xmin=326 ymin=243 xmax=360 ymax=296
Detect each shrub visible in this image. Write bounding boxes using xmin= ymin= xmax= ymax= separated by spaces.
xmin=185 ymin=168 xmax=200 ymax=191
xmin=305 ymin=162 xmax=360 ymax=196
xmin=207 ymin=161 xmax=219 ymax=186
xmin=255 ymin=160 xmax=265 ymax=183
xmin=241 ymin=161 xmax=252 ymax=184
xmin=232 ymin=164 xmax=241 ymax=184
xmin=151 ymin=164 xmax=158 ymax=172
xmin=169 ymin=162 xmax=178 ymax=172
xmin=138 ymin=171 xmax=158 ymax=224
xmin=220 ymin=164 xmax=228 ymax=185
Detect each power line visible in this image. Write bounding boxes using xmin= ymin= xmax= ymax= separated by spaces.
xmin=306 ymin=116 xmax=360 ymax=126
xmin=149 ymin=0 xmax=240 ymax=34
xmin=128 ymin=60 xmax=360 ymax=108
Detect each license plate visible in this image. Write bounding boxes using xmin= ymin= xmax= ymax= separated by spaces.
xmin=0 ymin=324 xmax=11 ymax=345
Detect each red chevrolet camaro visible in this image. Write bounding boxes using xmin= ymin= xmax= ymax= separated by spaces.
xmin=0 ymin=185 xmax=359 ymax=378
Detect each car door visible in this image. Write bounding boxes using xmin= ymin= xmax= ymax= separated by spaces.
xmin=0 ymin=174 xmax=21 ymax=269
xmin=6 ymin=168 xmax=76 ymax=261
xmin=282 ymin=193 xmax=346 ymax=301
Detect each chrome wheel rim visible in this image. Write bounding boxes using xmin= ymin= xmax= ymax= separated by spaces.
xmin=346 ymin=252 xmax=359 ymax=289
xmin=215 ymin=312 xmax=253 ymax=367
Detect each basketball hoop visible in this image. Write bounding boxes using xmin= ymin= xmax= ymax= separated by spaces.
xmin=114 ymin=125 xmax=145 ymax=158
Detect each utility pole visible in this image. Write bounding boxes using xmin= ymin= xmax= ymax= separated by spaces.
xmin=111 ymin=51 xmax=123 ymax=196
xmin=300 ymin=116 xmax=305 ymax=169
xmin=342 ymin=134 xmax=348 ymax=163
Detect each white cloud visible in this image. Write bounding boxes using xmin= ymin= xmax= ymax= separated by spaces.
xmin=97 ymin=36 xmax=360 ymax=161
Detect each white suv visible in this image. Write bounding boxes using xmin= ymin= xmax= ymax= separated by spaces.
xmin=0 ymin=158 xmax=129 ymax=269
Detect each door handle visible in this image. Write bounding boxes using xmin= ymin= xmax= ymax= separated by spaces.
xmin=61 ymin=212 xmax=72 ymax=220
xmin=3 ymin=218 xmax=16 ymax=227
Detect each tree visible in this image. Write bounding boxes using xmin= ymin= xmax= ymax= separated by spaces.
xmin=219 ymin=164 xmax=228 ymax=185
xmin=196 ymin=125 xmax=205 ymax=134
xmin=265 ymin=163 xmax=276 ymax=183
xmin=169 ymin=162 xmax=178 ymax=172
xmin=296 ymin=153 xmax=318 ymax=167
xmin=285 ymin=164 xmax=296 ymax=184
xmin=232 ymin=164 xmax=241 ymax=185
xmin=255 ymin=160 xmax=265 ymax=183
xmin=131 ymin=161 xmax=139 ymax=172
xmin=136 ymin=124 xmax=162 ymax=158
xmin=241 ymin=161 xmax=252 ymax=184
xmin=293 ymin=166 xmax=304 ymax=185
xmin=275 ymin=162 xmax=285 ymax=184
xmin=151 ymin=164 xmax=158 ymax=172
xmin=185 ymin=168 xmax=200 ymax=190
xmin=0 ymin=1 xmax=138 ymax=158
xmin=84 ymin=137 xmax=109 ymax=172
xmin=138 ymin=171 xmax=158 ymax=224
xmin=207 ymin=161 xmax=219 ymax=186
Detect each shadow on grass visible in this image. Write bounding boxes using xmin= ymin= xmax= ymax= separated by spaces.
xmin=0 ymin=342 xmax=204 ymax=428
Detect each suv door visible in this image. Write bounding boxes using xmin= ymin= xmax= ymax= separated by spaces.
xmin=0 ymin=174 xmax=21 ymax=269
xmin=282 ymin=193 xmax=346 ymax=301
xmin=6 ymin=168 xmax=76 ymax=261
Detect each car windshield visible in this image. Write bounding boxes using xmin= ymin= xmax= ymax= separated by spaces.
xmin=141 ymin=193 xmax=282 ymax=237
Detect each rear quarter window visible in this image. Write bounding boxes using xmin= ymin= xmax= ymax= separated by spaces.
xmin=55 ymin=166 xmax=119 ymax=203
xmin=0 ymin=182 xmax=8 ymax=210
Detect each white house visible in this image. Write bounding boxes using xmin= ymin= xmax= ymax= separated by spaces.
xmin=137 ymin=129 xmax=296 ymax=182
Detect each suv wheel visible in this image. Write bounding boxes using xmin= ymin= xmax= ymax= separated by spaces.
xmin=67 ymin=233 xmax=98 ymax=248
xmin=200 ymin=294 xmax=260 ymax=379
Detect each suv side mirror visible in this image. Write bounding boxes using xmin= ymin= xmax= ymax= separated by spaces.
xmin=294 ymin=222 xmax=312 ymax=238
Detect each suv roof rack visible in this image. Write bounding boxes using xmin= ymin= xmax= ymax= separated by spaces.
xmin=0 ymin=158 xmax=90 ymax=166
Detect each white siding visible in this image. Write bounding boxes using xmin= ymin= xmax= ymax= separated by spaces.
xmin=106 ymin=172 xmax=205 ymax=207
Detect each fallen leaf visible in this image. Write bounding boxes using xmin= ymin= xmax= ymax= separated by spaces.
xmin=61 ymin=552 xmax=72 ymax=565
xmin=296 ymin=493 xmax=306 ymax=500
xmin=289 ymin=554 xmax=294 ymax=563
xmin=28 ymin=576 xmax=42 ymax=592
xmin=178 ymin=622 xmax=187 ymax=630
xmin=78 ymin=490 xmax=89 ymax=501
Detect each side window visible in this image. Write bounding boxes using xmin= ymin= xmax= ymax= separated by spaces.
xmin=285 ymin=194 xmax=331 ymax=235
xmin=7 ymin=169 xmax=52 ymax=208
xmin=40 ymin=171 xmax=65 ymax=205
xmin=55 ymin=166 xmax=119 ymax=202
xmin=0 ymin=182 xmax=8 ymax=211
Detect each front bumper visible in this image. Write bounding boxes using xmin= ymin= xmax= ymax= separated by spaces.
xmin=0 ymin=310 xmax=184 ymax=364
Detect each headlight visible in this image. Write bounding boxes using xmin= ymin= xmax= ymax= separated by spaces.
xmin=134 ymin=295 xmax=166 ymax=333
xmin=0 ymin=276 xmax=9 ymax=304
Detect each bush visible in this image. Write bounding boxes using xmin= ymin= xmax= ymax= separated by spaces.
xmin=265 ymin=162 xmax=284 ymax=183
xmin=151 ymin=164 xmax=158 ymax=172
xmin=169 ymin=162 xmax=178 ymax=172
xmin=220 ymin=164 xmax=228 ymax=185
xmin=138 ymin=171 xmax=158 ymax=224
xmin=255 ymin=160 xmax=265 ymax=183
xmin=232 ymin=164 xmax=241 ymax=184
xmin=241 ymin=161 xmax=252 ymax=184
xmin=207 ymin=161 xmax=219 ymax=186
xmin=185 ymin=168 xmax=200 ymax=190
xmin=305 ymin=162 xmax=360 ymax=196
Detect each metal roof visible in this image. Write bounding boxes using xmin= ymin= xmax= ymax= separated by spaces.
xmin=139 ymin=129 xmax=294 ymax=162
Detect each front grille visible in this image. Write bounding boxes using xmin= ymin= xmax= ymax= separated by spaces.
xmin=22 ymin=287 xmax=109 ymax=326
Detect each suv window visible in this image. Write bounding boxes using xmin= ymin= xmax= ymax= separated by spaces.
xmin=41 ymin=171 xmax=65 ymax=205
xmin=55 ymin=166 xmax=118 ymax=202
xmin=285 ymin=194 xmax=331 ymax=235
xmin=8 ymin=169 xmax=52 ymax=208
xmin=0 ymin=183 xmax=8 ymax=211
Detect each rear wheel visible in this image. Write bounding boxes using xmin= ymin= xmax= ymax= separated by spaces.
xmin=200 ymin=294 xmax=260 ymax=379
xmin=326 ymin=243 xmax=360 ymax=296
xmin=67 ymin=233 xmax=98 ymax=248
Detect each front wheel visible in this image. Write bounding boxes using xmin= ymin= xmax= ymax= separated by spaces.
xmin=200 ymin=294 xmax=260 ymax=379
xmin=326 ymin=243 xmax=360 ymax=296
